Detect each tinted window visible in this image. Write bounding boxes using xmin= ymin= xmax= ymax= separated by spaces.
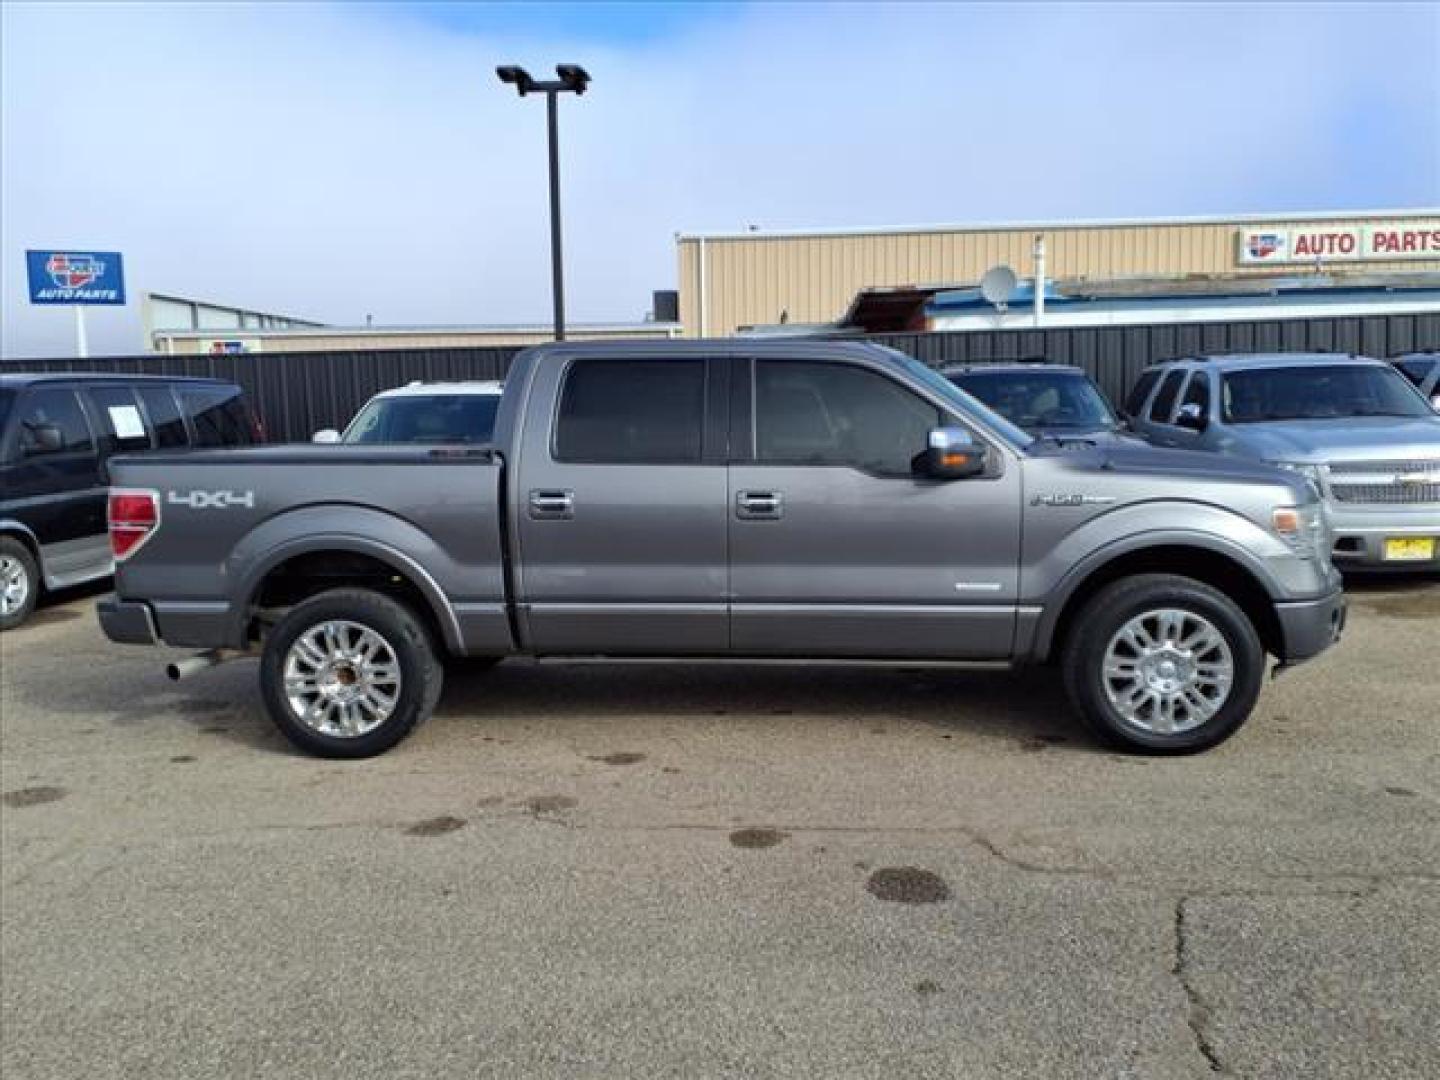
xmin=950 ymin=370 xmax=1115 ymax=431
xmin=178 ymin=385 xmax=255 ymax=447
xmin=344 ymin=394 xmax=500 ymax=444
xmin=555 ymin=359 xmax=705 ymax=463
xmin=139 ymin=386 xmax=189 ymax=448
xmin=14 ymin=388 xmax=93 ymax=457
xmin=0 ymin=389 xmax=14 ymax=435
xmin=755 ymin=361 xmax=942 ymax=475
xmin=86 ymin=386 xmax=152 ymax=454
xmin=1179 ymin=372 xmax=1210 ymax=415
xmin=1123 ymin=369 xmax=1161 ymax=419
xmin=1148 ymin=371 xmax=1186 ymax=423
xmin=1222 ymin=365 xmax=1432 ymax=422
xmin=1395 ymin=356 xmax=1437 ymax=387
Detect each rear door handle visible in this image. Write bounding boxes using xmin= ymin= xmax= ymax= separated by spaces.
xmin=528 ymin=489 xmax=574 ymax=520
xmin=737 ymin=490 xmax=783 ymax=520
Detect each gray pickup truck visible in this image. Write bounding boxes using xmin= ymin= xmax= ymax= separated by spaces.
xmin=99 ymin=341 xmax=1345 ymax=757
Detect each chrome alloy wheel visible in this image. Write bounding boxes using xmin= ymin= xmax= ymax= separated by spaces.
xmin=0 ymin=555 xmax=29 ymax=618
xmin=1102 ymin=608 xmax=1234 ymax=734
xmin=283 ymin=620 xmax=402 ymax=738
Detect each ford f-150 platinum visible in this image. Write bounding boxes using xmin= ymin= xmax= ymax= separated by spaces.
xmin=98 ymin=341 xmax=1346 ymax=757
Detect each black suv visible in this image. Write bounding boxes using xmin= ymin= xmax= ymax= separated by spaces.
xmin=0 ymin=373 xmax=260 ymax=630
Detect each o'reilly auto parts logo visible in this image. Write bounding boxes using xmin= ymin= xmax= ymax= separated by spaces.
xmin=168 ymin=490 xmax=255 ymax=510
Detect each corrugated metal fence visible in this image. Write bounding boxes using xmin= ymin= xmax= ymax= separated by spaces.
xmin=3 ymin=312 xmax=1435 ymax=443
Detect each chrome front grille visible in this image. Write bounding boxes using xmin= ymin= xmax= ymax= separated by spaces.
xmin=1325 ymin=459 xmax=1440 ymax=505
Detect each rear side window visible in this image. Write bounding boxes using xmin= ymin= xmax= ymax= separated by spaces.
xmin=1180 ymin=372 xmax=1211 ymax=415
xmin=1148 ymin=370 xmax=1186 ymax=423
xmin=14 ymin=388 xmax=93 ymax=458
xmin=138 ymin=386 xmax=189 ymax=448
xmin=178 ymin=385 xmax=255 ymax=447
xmin=754 ymin=361 xmax=942 ymax=476
xmin=86 ymin=386 xmax=153 ymax=454
xmin=1123 ymin=369 xmax=1161 ymax=419
xmin=555 ymin=359 xmax=705 ymax=463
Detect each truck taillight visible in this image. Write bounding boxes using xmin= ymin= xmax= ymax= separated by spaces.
xmin=109 ymin=489 xmax=160 ymax=561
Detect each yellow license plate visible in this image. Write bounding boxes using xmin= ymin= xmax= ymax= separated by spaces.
xmin=1383 ymin=537 xmax=1436 ymax=561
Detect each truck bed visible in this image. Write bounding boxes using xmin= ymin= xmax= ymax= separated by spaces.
xmin=107 ymin=445 xmax=512 ymax=654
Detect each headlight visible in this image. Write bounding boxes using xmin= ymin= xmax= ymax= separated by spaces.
xmin=1271 ymin=503 xmax=1327 ymax=560
xmin=1274 ymin=461 xmax=1328 ymax=498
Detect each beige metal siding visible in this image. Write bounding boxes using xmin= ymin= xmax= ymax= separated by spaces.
xmin=678 ymin=214 xmax=1440 ymax=336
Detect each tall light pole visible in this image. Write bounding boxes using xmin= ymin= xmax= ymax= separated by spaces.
xmin=496 ymin=64 xmax=590 ymax=342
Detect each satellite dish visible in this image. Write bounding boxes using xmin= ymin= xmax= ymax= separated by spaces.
xmin=980 ymin=265 xmax=1018 ymax=310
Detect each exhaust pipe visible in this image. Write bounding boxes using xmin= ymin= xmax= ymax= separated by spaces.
xmin=165 ymin=648 xmax=243 ymax=682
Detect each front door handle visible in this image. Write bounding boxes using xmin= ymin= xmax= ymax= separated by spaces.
xmin=528 ymin=489 xmax=575 ymax=520
xmin=736 ymin=490 xmax=783 ymax=520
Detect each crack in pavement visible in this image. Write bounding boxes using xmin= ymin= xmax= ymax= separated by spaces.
xmin=1172 ymin=896 xmax=1225 ymax=1074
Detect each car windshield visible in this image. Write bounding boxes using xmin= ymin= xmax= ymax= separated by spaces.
xmin=343 ymin=393 xmax=500 ymax=444
xmin=892 ymin=355 xmax=1035 ymax=448
xmin=947 ymin=370 xmax=1116 ymax=431
xmin=1222 ymin=365 xmax=1432 ymax=422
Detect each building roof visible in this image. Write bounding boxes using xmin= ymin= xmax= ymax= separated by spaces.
xmin=678 ymin=208 xmax=1440 ymax=242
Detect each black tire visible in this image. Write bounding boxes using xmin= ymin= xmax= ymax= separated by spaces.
xmin=1060 ymin=573 xmax=1265 ymax=755
xmin=0 ymin=537 xmax=40 ymax=632
xmin=260 ymin=589 xmax=442 ymax=758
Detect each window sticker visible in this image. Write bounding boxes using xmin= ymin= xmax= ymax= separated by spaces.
xmin=108 ymin=404 xmax=145 ymax=439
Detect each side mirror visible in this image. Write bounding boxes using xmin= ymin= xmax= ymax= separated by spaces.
xmin=24 ymin=422 xmax=64 ymax=455
xmin=312 ymin=429 xmax=341 ymax=444
xmin=923 ymin=427 xmax=986 ymax=479
xmin=1175 ymin=402 xmax=1208 ymax=431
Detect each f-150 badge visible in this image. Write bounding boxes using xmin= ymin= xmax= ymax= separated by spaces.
xmin=1030 ymin=493 xmax=1117 ymax=507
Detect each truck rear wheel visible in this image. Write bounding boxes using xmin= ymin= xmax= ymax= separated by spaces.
xmin=260 ymin=588 xmax=442 ymax=758
xmin=1060 ymin=574 xmax=1264 ymax=754
xmin=0 ymin=537 xmax=39 ymax=632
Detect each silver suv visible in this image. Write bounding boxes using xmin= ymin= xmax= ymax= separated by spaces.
xmin=1124 ymin=354 xmax=1440 ymax=569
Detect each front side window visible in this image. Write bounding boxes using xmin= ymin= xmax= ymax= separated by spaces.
xmin=1180 ymin=372 xmax=1211 ymax=415
xmin=1148 ymin=370 xmax=1186 ymax=423
xmin=949 ymin=370 xmax=1115 ymax=431
xmin=344 ymin=394 xmax=501 ymax=444
xmin=13 ymin=388 xmax=93 ymax=458
xmin=86 ymin=386 xmax=152 ymax=454
xmin=755 ymin=361 xmax=942 ymax=476
xmin=1222 ymin=365 xmax=1433 ymax=422
xmin=554 ymin=358 xmax=705 ymax=463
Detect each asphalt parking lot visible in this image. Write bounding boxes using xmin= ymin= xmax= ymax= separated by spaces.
xmin=2 ymin=579 xmax=1437 ymax=1079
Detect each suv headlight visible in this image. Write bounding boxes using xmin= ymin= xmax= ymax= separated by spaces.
xmin=1274 ymin=461 xmax=1328 ymax=498
xmin=1271 ymin=503 xmax=1328 ymax=560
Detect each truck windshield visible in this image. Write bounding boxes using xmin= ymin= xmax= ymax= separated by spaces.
xmin=344 ymin=394 xmax=500 ymax=444
xmin=893 ymin=356 xmax=1036 ymax=448
xmin=1222 ymin=365 xmax=1432 ymax=422
xmin=948 ymin=370 xmax=1116 ymax=431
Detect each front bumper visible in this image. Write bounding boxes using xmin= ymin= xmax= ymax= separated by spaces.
xmin=1327 ymin=503 xmax=1440 ymax=569
xmin=1273 ymin=588 xmax=1346 ymax=664
xmin=97 ymin=594 xmax=158 ymax=645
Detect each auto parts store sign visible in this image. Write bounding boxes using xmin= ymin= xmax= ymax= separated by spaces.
xmin=25 ymin=250 xmax=126 ymax=303
xmin=1237 ymin=222 xmax=1440 ymax=265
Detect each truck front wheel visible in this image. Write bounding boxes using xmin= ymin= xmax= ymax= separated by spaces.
xmin=1060 ymin=574 xmax=1264 ymax=754
xmin=260 ymin=589 xmax=442 ymax=758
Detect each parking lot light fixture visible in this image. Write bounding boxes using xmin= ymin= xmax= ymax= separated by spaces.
xmin=495 ymin=63 xmax=592 ymax=342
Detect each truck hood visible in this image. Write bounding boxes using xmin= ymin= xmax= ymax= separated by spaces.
xmin=1220 ymin=416 xmax=1440 ymax=465
xmin=1030 ymin=440 xmax=1312 ymax=502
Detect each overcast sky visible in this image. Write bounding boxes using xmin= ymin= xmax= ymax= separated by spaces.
xmin=2 ymin=0 xmax=1437 ymax=357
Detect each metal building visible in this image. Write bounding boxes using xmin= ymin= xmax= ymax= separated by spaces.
xmin=676 ymin=210 xmax=1440 ymax=337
